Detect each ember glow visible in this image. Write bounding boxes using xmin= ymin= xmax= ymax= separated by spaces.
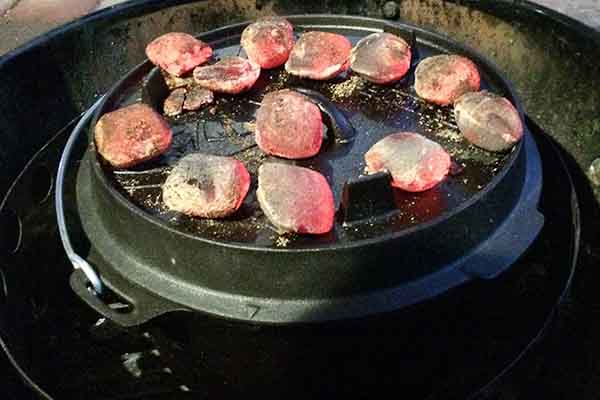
xmin=350 ymin=32 xmax=412 ymax=84
xmin=255 ymin=89 xmax=323 ymax=159
xmin=94 ymin=104 xmax=172 ymax=169
xmin=414 ymin=54 xmax=480 ymax=106
xmin=365 ymin=132 xmax=451 ymax=192
xmin=257 ymin=163 xmax=335 ymax=234
xmin=146 ymin=32 xmax=212 ymax=77
xmin=285 ymin=31 xmax=352 ymax=80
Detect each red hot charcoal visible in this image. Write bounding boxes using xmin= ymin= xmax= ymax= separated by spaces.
xmin=255 ymin=89 xmax=324 ymax=159
xmin=414 ymin=54 xmax=480 ymax=106
xmin=350 ymin=32 xmax=412 ymax=84
xmin=285 ymin=31 xmax=352 ymax=80
xmin=365 ymin=132 xmax=452 ymax=192
xmin=146 ymin=32 xmax=213 ymax=77
xmin=94 ymin=103 xmax=172 ymax=169
xmin=257 ymin=163 xmax=335 ymax=234
xmin=162 ymin=153 xmax=250 ymax=218
xmin=193 ymin=56 xmax=261 ymax=94
xmin=241 ymin=17 xmax=295 ymax=69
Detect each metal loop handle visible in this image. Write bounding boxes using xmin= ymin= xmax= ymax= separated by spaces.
xmin=55 ymin=96 xmax=105 ymax=295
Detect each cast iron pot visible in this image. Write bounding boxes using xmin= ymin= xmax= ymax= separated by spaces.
xmin=72 ymin=15 xmax=543 ymax=326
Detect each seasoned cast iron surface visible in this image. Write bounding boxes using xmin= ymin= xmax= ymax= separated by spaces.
xmin=101 ymin=28 xmax=514 ymax=247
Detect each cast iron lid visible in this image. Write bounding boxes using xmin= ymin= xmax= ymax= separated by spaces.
xmin=73 ymin=15 xmax=544 ymax=325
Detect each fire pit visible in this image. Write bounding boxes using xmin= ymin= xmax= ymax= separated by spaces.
xmin=0 ymin=1 xmax=596 ymax=399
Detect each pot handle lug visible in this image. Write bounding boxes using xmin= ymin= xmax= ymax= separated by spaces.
xmin=70 ymin=269 xmax=186 ymax=327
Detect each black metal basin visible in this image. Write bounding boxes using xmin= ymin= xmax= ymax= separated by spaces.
xmin=0 ymin=1 xmax=597 ymax=399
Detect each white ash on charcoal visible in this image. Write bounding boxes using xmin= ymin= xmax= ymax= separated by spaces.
xmin=161 ymin=71 xmax=194 ymax=90
xmin=365 ymin=132 xmax=451 ymax=192
xmin=350 ymin=32 xmax=412 ymax=84
xmin=241 ymin=17 xmax=294 ymax=69
xmin=163 ymin=86 xmax=214 ymax=116
xmin=163 ymin=88 xmax=186 ymax=117
xmin=285 ymin=31 xmax=352 ymax=80
xmin=162 ymin=153 xmax=250 ymax=218
xmin=255 ymin=89 xmax=323 ymax=159
xmin=94 ymin=103 xmax=172 ymax=169
xmin=193 ymin=57 xmax=261 ymax=94
xmin=414 ymin=55 xmax=480 ymax=106
xmin=257 ymin=163 xmax=335 ymax=235
xmin=183 ymin=86 xmax=214 ymax=111
xmin=146 ymin=32 xmax=213 ymax=77
xmin=454 ymin=91 xmax=524 ymax=152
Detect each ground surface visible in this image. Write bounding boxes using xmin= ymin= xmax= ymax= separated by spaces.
xmin=0 ymin=0 xmax=599 ymax=55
